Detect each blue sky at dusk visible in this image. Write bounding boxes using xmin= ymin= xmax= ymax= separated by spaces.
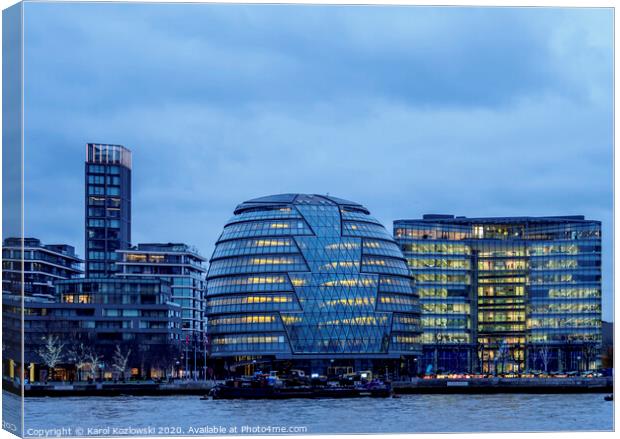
xmin=21 ymin=3 xmax=613 ymax=319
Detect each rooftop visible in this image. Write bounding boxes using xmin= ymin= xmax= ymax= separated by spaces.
xmin=234 ymin=193 xmax=370 ymax=214
xmin=395 ymin=215 xmax=599 ymax=225
xmin=86 ymin=142 xmax=132 ymax=168
xmin=3 ymin=237 xmax=81 ymax=260
xmin=117 ymin=243 xmax=206 ymax=260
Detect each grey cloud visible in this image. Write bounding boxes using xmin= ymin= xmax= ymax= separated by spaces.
xmin=21 ymin=3 xmax=613 ymax=320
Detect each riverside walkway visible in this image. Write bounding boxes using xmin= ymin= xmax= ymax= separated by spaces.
xmin=3 ymin=376 xmax=613 ymax=397
xmin=394 ymin=376 xmax=613 ymax=394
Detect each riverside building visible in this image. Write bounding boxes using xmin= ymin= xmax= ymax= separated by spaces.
xmin=1 ymin=237 xmax=83 ymax=381
xmin=85 ymin=143 xmax=132 ymax=278
xmin=2 ymin=237 xmax=83 ymax=300
xmin=206 ymin=194 xmax=422 ymax=377
xmin=116 ymin=243 xmax=207 ymax=338
xmin=2 ymin=144 xmax=201 ymax=382
xmin=394 ymin=215 xmax=602 ymax=374
xmin=3 ymin=278 xmax=182 ymax=382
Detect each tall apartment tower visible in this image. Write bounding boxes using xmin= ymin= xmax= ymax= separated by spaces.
xmin=85 ymin=143 xmax=132 ymax=277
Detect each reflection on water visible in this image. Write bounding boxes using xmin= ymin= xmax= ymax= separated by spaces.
xmin=8 ymin=391 xmax=613 ymax=435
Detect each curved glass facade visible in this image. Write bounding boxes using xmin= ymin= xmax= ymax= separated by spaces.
xmin=206 ymin=194 xmax=421 ymax=370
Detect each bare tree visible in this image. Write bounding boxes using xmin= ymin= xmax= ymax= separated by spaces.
xmin=477 ymin=344 xmax=485 ymax=374
xmin=538 ymin=342 xmax=551 ymax=373
xmin=582 ymin=341 xmax=599 ymax=371
xmin=85 ymin=350 xmax=103 ymax=381
xmin=150 ymin=343 xmax=179 ymax=380
xmin=38 ymin=335 xmax=65 ymax=382
xmin=68 ymin=343 xmax=90 ymax=382
xmin=112 ymin=345 xmax=131 ymax=382
xmin=494 ymin=342 xmax=509 ymax=376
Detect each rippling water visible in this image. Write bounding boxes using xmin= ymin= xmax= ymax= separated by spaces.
xmin=3 ymin=391 xmax=614 ymax=436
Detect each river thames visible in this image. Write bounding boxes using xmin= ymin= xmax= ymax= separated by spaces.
xmin=1 ymin=391 xmax=613 ymax=436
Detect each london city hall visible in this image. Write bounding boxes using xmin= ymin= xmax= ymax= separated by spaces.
xmin=206 ymin=194 xmax=422 ymax=376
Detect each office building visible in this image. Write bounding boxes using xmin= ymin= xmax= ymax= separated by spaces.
xmin=394 ymin=215 xmax=602 ymax=374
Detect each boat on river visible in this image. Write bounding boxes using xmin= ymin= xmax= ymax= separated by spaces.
xmin=205 ymin=371 xmax=392 ymax=400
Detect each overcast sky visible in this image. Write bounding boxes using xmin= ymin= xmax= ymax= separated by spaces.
xmin=21 ymin=3 xmax=613 ymax=320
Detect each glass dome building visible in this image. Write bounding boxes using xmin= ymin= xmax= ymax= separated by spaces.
xmin=206 ymin=194 xmax=421 ymax=375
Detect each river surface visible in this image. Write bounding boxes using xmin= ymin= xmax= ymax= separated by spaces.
xmin=2 ymin=391 xmax=614 ymax=436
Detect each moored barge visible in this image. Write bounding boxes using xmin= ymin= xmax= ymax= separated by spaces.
xmin=206 ymin=372 xmax=392 ymax=400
